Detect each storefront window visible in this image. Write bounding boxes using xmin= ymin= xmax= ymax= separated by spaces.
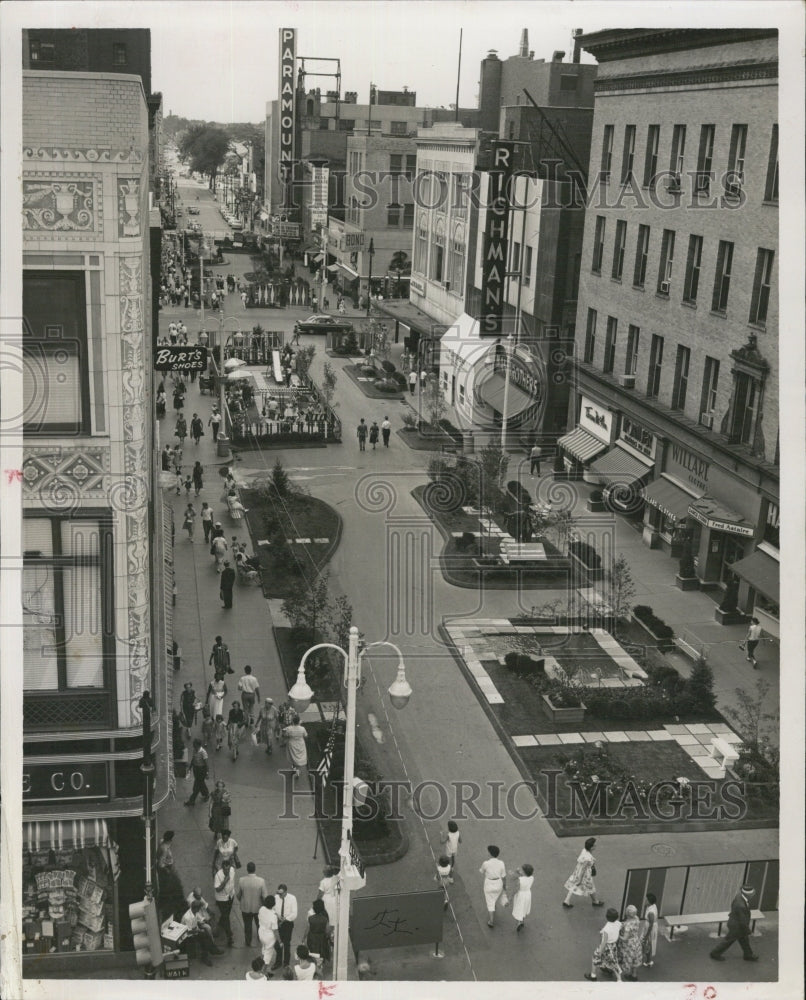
xmin=23 ymin=843 xmax=118 ymax=954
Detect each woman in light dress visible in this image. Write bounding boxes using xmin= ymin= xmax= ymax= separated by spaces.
xmin=479 ymin=844 xmax=507 ymax=928
xmin=617 ymin=904 xmax=644 ymax=981
xmin=510 ymin=863 xmax=535 ymax=933
xmin=562 ymin=836 xmax=604 ymax=907
xmin=207 ymin=677 xmax=227 ymax=720
xmin=642 ymin=892 xmax=659 ymax=967
xmin=212 ymin=828 xmax=238 ymax=873
xmin=317 ymin=865 xmax=340 ymax=935
xmin=585 ymin=907 xmax=623 ymax=982
xmin=293 ymin=944 xmax=317 ymax=980
xmin=258 ymin=896 xmax=279 ymax=970
xmin=283 ymin=713 xmax=308 ymax=775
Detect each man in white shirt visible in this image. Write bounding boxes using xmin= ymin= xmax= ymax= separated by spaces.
xmin=381 ymin=416 xmax=391 ymax=448
xmin=743 ymin=617 xmax=763 ymax=668
xmin=275 ymin=883 xmax=298 ymax=968
xmin=213 ymin=858 xmax=237 ymax=947
xmin=181 ymin=900 xmax=220 ymax=966
xmin=185 ymin=886 xmax=212 ymax=923
xmin=238 ymin=665 xmax=261 ymax=725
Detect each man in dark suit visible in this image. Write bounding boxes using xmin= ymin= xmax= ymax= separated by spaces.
xmin=710 ymin=884 xmax=759 ymax=961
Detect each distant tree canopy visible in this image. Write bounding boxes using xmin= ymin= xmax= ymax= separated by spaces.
xmin=178 ymin=124 xmax=231 ymax=189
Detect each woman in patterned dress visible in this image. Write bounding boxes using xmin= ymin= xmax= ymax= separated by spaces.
xmin=617 ymin=904 xmax=644 ymax=980
xmin=562 ymin=837 xmax=604 ymax=907
xmin=585 ymin=908 xmax=623 ymax=981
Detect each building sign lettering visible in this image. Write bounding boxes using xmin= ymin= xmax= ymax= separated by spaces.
xmin=278 ymin=28 xmax=297 ymax=190
xmin=343 ymin=232 xmax=365 ymax=250
xmin=409 ymin=276 xmax=425 ymax=296
xmin=23 ymin=762 xmax=109 ymax=803
xmin=154 ymin=345 xmax=208 ymax=372
xmin=687 ymin=506 xmax=754 ymax=537
xmin=668 ymin=442 xmax=709 ymax=492
xmin=619 ymin=415 xmax=655 ymax=458
xmin=479 ymin=142 xmax=515 ymax=336
xmin=578 ymin=395 xmax=612 ymax=444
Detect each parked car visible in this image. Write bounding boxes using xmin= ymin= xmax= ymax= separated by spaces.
xmin=230 ymin=220 xmax=244 ymax=231
xmin=294 ymin=314 xmax=354 ymax=335
xmin=188 ymin=206 xmax=200 ymax=215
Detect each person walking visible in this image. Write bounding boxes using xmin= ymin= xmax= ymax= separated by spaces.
xmin=257 ymin=897 xmax=279 ymax=975
xmin=479 ymin=845 xmax=507 ymax=928
xmin=209 ymin=635 xmax=232 ymax=677
xmin=381 ymin=416 xmax=391 ymax=447
xmin=213 ymin=858 xmax=237 ymax=947
xmin=208 ymin=784 xmax=233 ymax=840
xmin=175 ymin=413 xmax=187 ymax=444
xmin=190 ymin=412 xmax=204 ymax=445
xmin=173 ymin=385 xmax=185 ymax=414
xmin=563 ymin=837 xmax=604 ymax=907
xmin=220 ymin=560 xmax=236 ymax=609
xmin=529 ymin=443 xmax=543 ymax=475
xmin=357 ymin=418 xmax=368 ymax=451
xmin=211 ymin=533 xmax=228 ymax=573
xmin=192 ymin=461 xmax=204 ymax=496
xmin=207 ymin=676 xmax=227 ymax=721
xmin=201 ymin=502 xmax=214 ymax=543
xmin=710 ymin=884 xmax=759 ymax=962
xmin=275 ymin=884 xmax=298 ymax=968
xmin=282 ymin=714 xmax=308 ymax=776
xmin=256 ymin=697 xmax=279 ymax=755
xmin=184 ymin=739 xmax=210 ymax=806
xmin=440 ymin=820 xmax=461 ymax=873
xmin=642 ymin=892 xmax=659 ymax=967
xmin=173 ymin=444 xmax=184 ymax=475
xmin=161 ymin=444 xmax=172 ymax=471
xmin=435 ymin=856 xmax=453 ymax=911
xmin=183 ymin=503 xmax=196 ymax=541
xmin=209 ymin=407 xmax=222 ymax=443
xmin=408 ymin=370 xmax=417 ymax=394
xmin=617 ymin=904 xmax=644 ymax=981
xmin=510 ymin=863 xmax=535 ymax=933
xmin=227 ymin=700 xmax=247 ymax=759
xmin=368 ymin=421 xmax=379 ymax=450
xmin=156 ymin=831 xmax=176 ymax=875
xmin=237 ymin=862 xmax=267 ymax=948
xmin=238 ymin=665 xmax=261 ymax=725
xmin=585 ymin=908 xmax=623 ymax=982
xmin=305 ymin=898 xmax=332 ymax=967
xmin=316 ymin=866 xmax=340 ymax=938
xmin=179 ymin=681 xmax=198 ymax=738
xmin=740 ymin=617 xmax=763 ymax=668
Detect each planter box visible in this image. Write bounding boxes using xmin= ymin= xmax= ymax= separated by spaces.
xmin=569 ymin=551 xmax=603 ymax=582
xmin=586 ymin=499 xmax=606 ymax=513
xmin=675 ymin=573 xmax=700 ymax=591
xmin=541 ymin=693 xmax=586 ymax=725
xmin=714 ymin=607 xmax=751 ymax=626
xmin=631 ymin=612 xmax=675 ymax=652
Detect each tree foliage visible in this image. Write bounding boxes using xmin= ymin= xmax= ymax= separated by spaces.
xmin=607 ymin=553 xmax=637 ymax=633
xmin=422 ymin=379 xmax=448 ymax=429
xmin=321 ymin=362 xmax=338 ymax=409
xmin=178 ymin=124 xmax=231 ymax=189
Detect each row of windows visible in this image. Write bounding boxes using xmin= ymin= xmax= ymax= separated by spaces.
xmin=583 ymin=309 xmax=762 ymax=446
xmin=600 ymin=122 xmax=778 ymax=202
xmin=30 ymin=39 xmax=129 ymax=65
xmin=591 ymin=217 xmax=774 ymax=326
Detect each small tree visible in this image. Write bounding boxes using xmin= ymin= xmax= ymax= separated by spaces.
xmin=268 ymin=457 xmax=293 ymax=499
xmin=422 ymin=379 xmax=448 ymax=430
xmin=678 ymin=532 xmax=696 ymax=578
xmin=608 ymin=553 xmax=637 ymax=634
xmin=686 ymin=654 xmax=716 ymax=713
xmin=295 ymin=345 xmax=316 ymax=380
xmin=476 ymin=442 xmax=508 ymax=514
xmin=329 ymin=593 xmax=355 ymax=650
xmin=322 ymin=362 xmax=338 ymax=409
xmin=282 ymin=574 xmax=333 ymax=641
xmin=723 ymin=679 xmax=778 ymax=749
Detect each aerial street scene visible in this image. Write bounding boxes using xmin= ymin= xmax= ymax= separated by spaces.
xmin=2 ymin=1 xmax=803 ymax=997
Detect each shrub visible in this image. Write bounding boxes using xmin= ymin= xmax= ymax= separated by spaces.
xmin=568 ymin=539 xmax=601 ymax=569
xmin=506 ymin=480 xmax=532 ymax=507
xmin=402 ymin=412 xmax=417 ymax=430
xmin=373 ymin=377 xmax=401 ymax=394
xmin=438 ymin=418 xmax=463 ymax=444
xmin=426 ymin=453 xmax=453 ymax=483
xmin=589 ymin=489 xmax=604 ymax=504
xmin=687 ymin=655 xmax=716 ymax=713
xmin=504 ymin=651 xmax=545 ymax=677
xmin=457 ymin=531 xmax=478 ymax=553
xmin=678 ymin=535 xmax=696 ymax=578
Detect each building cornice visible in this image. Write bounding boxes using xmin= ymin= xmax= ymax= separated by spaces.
xmin=581 ymin=28 xmax=778 ymax=63
xmin=594 ymin=58 xmax=777 ymax=94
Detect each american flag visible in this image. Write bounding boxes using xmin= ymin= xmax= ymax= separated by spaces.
xmin=314 ymin=709 xmax=340 ymax=782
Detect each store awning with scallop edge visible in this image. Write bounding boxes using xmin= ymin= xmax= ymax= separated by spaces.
xmin=589 ymin=446 xmax=653 ymax=486
xmin=642 ymin=477 xmax=699 ymax=522
xmin=557 ymin=427 xmax=607 ymax=464
xmin=24 ymin=819 xmax=110 ymax=851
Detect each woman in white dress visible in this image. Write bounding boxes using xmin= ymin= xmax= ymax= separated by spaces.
xmin=293 ymin=945 xmax=317 ymax=980
xmin=510 ymin=863 xmax=535 ymax=933
xmin=207 ymin=677 xmax=227 ymax=720
xmin=479 ymin=844 xmax=507 ymax=928
xmin=642 ymin=892 xmax=659 ymax=967
xmin=258 ymin=897 xmax=279 ymax=971
xmin=317 ymin=865 xmax=340 ymax=935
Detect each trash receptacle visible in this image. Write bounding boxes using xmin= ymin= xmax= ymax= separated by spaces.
xmin=462 ymin=430 xmax=475 ymax=454
xmin=216 ymin=435 xmax=231 ymax=459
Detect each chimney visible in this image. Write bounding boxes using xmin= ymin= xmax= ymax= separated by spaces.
xmin=552 ymin=50 xmax=565 ymax=62
xmin=573 ymin=28 xmax=583 ymax=63
xmin=519 ymin=28 xmax=529 ymax=58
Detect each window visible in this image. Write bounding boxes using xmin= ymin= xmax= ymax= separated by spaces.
xmin=430 ymin=216 xmax=445 ymax=282
xmin=511 ymin=241 xmax=521 ymax=277
xmin=23 ymin=271 xmax=90 ymax=434
xmin=560 ymin=74 xmax=578 ymax=91
xmin=414 ymin=211 xmax=428 ymax=273
xmin=633 ymin=224 xmax=650 ymax=287
xmin=583 ymin=308 xmax=597 ymax=363
xmin=762 ymin=500 xmax=779 ymax=548
xmin=591 ymin=216 xmax=606 ymax=273
xmin=611 ymin=220 xmax=627 ymax=280
xmin=647 ymin=334 xmax=664 ymax=398
xmin=625 ymin=324 xmax=640 ymax=375
xmin=112 ymin=42 xmax=127 ymax=66
xmin=403 ymin=202 xmax=414 ymax=227
xmin=600 ymin=125 xmax=614 ymax=181
xmin=448 ymin=221 xmax=466 ymax=292
xmin=725 ymin=124 xmax=747 ymax=200
xmin=29 ymin=39 xmax=55 ymax=62
xmin=657 ymin=229 xmax=675 ymax=294
xmin=23 ymin=515 xmax=113 ymax=694
xmin=695 ymin=124 xmax=715 ymax=195
xmin=389 ymin=153 xmax=402 ymax=173
xmin=643 ymin=125 xmax=660 ymax=187
xmin=711 ymin=240 xmax=734 ymax=313
xmin=764 ymin=125 xmax=779 ymax=202
xmin=523 ymin=245 xmax=533 ymax=287
xmin=749 ymin=249 xmax=774 ymax=326
xmin=700 ymin=356 xmax=720 ymax=425
xmin=389 ymin=121 xmax=408 ymax=136
xmin=387 ymin=203 xmax=401 ymax=226
xmin=338 ymin=119 xmax=355 ymax=132
xmin=729 ymin=371 xmax=761 ymax=445
xmin=671 ymin=345 xmax=690 ymax=410
xmin=683 ymin=235 xmax=703 ymax=304
xmin=603 ymin=316 xmax=618 ymax=374
xmin=621 ymin=125 xmax=636 ymax=184
xmin=405 ymin=155 xmax=417 ymax=180
xmin=669 ymin=125 xmax=686 ymax=185
xmin=458 ymin=383 xmax=466 ymax=404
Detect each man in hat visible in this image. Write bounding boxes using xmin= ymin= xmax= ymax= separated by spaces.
xmin=710 ymin=885 xmax=759 ymax=962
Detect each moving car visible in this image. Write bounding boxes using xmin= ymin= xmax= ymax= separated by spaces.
xmin=293 ymin=314 xmax=354 ymax=335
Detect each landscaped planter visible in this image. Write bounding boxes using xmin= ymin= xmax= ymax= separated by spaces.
xmin=569 ymin=551 xmax=603 ymax=582
xmin=631 ymin=611 xmax=675 ymax=652
xmin=714 ymin=607 xmax=750 ymax=626
xmin=586 ymin=498 xmax=606 ymax=513
xmin=675 ymin=573 xmax=700 ymax=591
xmin=541 ymin=693 xmax=586 ymax=725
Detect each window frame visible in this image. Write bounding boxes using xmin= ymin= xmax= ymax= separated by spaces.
xmin=683 ymin=234 xmax=703 ymax=304
xmin=643 ymin=124 xmax=660 ymax=187
xmin=669 ymin=124 xmax=686 ymax=183
xmin=603 ymin=316 xmax=618 ymax=374
xmin=523 ymin=245 xmax=533 ymax=287
xmin=695 ymin=124 xmax=716 ymax=195
xmin=764 ymin=124 xmax=779 ymax=203
xmin=387 ymin=203 xmax=401 ymax=226
xmin=621 ymin=125 xmax=636 ymax=185
xmin=591 ymin=216 xmax=606 ymax=274
xmin=633 ymin=224 xmax=650 ymax=288
xmin=647 ymin=334 xmax=664 ymax=398
xmin=112 ymin=42 xmax=128 ymax=66
xmin=711 ymin=239 xmax=734 ymax=313
xmin=729 ymin=370 xmax=761 ymax=445
xmin=625 ymin=324 xmax=640 ymax=376
xmin=671 ymin=344 xmax=691 ymax=410
xmin=600 ymin=125 xmax=614 ymax=182
xmin=583 ymin=308 xmax=597 ymax=364
xmin=657 ymin=229 xmax=675 ymax=295
xmin=749 ymin=248 xmax=774 ymax=327
xmin=700 ymin=356 xmax=720 ymax=424
xmin=611 ymin=219 xmax=627 ymax=281
xmin=725 ymin=124 xmax=748 ymax=200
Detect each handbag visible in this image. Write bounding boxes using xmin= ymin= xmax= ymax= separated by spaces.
xmin=500 ymin=891 xmax=509 ymax=907
xmin=591 ymin=865 xmax=597 ymax=877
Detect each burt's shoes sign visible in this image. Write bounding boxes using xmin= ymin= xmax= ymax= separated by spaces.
xmin=154 ymin=345 xmax=208 ymax=372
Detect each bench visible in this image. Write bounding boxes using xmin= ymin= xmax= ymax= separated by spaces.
xmin=499 ymin=541 xmax=546 ymax=565
xmin=710 ymin=736 xmax=740 ymax=768
xmin=664 ymin=910 xmax=765 ymax=940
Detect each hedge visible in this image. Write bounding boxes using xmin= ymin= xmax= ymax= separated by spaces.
xmin=568 ymin=539 xmax=602 ymax=569
xmin=633 ymin=604 xmax=675 ymax=640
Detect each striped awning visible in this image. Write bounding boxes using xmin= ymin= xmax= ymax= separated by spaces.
xmin=25 ymin=819 xmax=110 ymax=851
xmin=336 ymin=261 xmax=359 ymax=280
xmin=589 ymin=445 xmax=653 ymax=487
xmin=557 ymin=427 xmax=607 ymax=464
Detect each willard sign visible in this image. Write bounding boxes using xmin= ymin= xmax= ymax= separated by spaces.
xmin=279 ymin=28 xmax=297 ymax=188
xmin=480 ymin=142 xmax=515 ymax=336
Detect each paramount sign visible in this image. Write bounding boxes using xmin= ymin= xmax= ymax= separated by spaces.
xmin=279 ymin=28 xmax=297 ymax=187
xmin=480 ymin=142 xmax=515 ymax=336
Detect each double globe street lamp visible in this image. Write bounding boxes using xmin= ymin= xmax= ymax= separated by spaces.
xmin=288 ymin=626 xmax=412 ymax=980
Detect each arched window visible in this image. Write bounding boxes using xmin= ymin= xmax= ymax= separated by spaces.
xmin=414 ymin=211 xmax=429 ymax=274
xmin=430 ymin=215 xmax=445 ymax=282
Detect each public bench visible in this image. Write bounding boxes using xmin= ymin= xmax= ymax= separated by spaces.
xmin=664 ymin=910 xmax=765 ymax=940
xmin=709 ymin=736 xmax=741 ymax=769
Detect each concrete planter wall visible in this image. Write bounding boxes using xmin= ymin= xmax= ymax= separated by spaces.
xmin=675 ymin=573 xmax=700 ymax=591
xmin=631 ymin=611 xmax=675 ymax=652
xmin=541 ymin=693 xmax=586 ymax=726
xmin=569 ymin=551 xmax=603 ymax=582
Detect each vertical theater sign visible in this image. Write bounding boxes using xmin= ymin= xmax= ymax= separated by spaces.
xmin=480 ymin=141 xmax=515 ymax=336
xmin=279 ymin=28 xmax=297 ymax=191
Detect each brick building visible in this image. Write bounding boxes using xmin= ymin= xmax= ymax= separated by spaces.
xmin=565 ymin=28 xmax=779 ymax=620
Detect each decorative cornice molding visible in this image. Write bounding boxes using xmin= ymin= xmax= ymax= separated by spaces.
xmin=24 ymin=146 xmax=143 ymax=163
xmin=595 ymin=60 xmax=777 ymax=94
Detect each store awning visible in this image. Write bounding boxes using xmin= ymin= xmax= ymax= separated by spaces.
xmin=327 ymin=264 xmax=340 ymax=273
xmin=313 ymin=253 xmax=324 ymax=263
xmin=259 ymin=211 xmax=269 ymax=222
xmin=477 ymin=371 xmax=534 ymax=416
xmin=336 ymin=261 xmax=359 ymax=280
xmin=557 ymin=427 xmax=607 ymax=464
xmin=589 ymin=446 xmax=653 ymax=487
xmin=642 ymin=477 xmax=699 ymax=522
xmin=688 ymin=496 xmax=754 ymax=537
xmin=729 ymin=549 xmax=779 ymax=604
xmin=24 ymin=819 xmax=110 ymax=851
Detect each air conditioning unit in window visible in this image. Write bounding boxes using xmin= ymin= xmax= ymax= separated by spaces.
xmin=724 ymin=179 xmax=742 ymax=200
xmin=659 ymin=279 xmax=671 ymax=294
xmin=619 ymin=374 xmax=635 ymax=389
xmin=666 ymin=173 xmax=682 ymax=192
xmin=700 ymin=412 xmax=715 ymax=429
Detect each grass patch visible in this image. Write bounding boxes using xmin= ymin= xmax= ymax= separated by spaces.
xmin=343 ymin=364 xmax=406 ymax=400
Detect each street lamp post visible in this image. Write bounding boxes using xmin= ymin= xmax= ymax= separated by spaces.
xmin=366 ymin=238 xmax=375 ymax=317
xmin=288 ymin=627 xmax=411 ymax=980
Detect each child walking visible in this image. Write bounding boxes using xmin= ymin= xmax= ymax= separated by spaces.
xmin=441 ymin=820 xmax=461 ymax=873
xmin=200 ymin=706 xmax=215 ymax=748
xmin=435 ymin=856 xmax=453 ymax=910
xmin=214 ymin=714 xmax=227 ymax=752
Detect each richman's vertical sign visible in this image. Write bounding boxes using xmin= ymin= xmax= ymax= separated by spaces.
xmin=279 ymin=28 xmax=297 ymax=195
xmin=480 ymin=141 xmax=515 ymax=335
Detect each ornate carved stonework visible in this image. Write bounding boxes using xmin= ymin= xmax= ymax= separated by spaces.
xmin=118 ymin=178 xmax=141 ymax=237
xmin=23 ymin=178 xmax=97 ymax=235
xmin=22 ymin=446 xmax=110 ymax=504
xmin=120 ymin=256 xmax=145 ymax=333
xmin=595 ymin=60 xmax=778 ymax=93
xmin=24 ymin=145 xmax=144 ymax=163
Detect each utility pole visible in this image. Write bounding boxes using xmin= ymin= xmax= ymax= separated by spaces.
xmin=138 ymin=691 xmax=155 ymax=898
xmin=366 ymin=238 xmax=375 ymax=317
